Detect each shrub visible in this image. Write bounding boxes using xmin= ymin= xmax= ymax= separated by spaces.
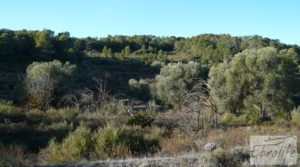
xmin=43 ymin=126 xmax=92 ymax=163
xmin=58 ymin=107 xmax=80 ymax=120
xmin=26 ymin=108 xmax=45 ymax=121
xmin=155 ymin=61 xmax=205 ymax=107
xmin=99 ymin=101 xmax=127 ymax=116
xmin=93 ymin=124 xmax=130 ymax=159
xmin=119 ymin=126 xmax=160 ymax=155
xmin=209 ymin=47 xmax=300 ymax=117
xmin=127 ymin=112 xmax=154 ymax=127
xmin=291 ymin=106 xmax=300 ymax=127
xmin=0 ymin=100 xmax=21 ymax=115
xmin=45 ymin=108 xmax=63 ymax=122
xmin=25 ymin=60 xmax=76 ymax=109
xmin=93 ymin=125 xmax=160 ymax=159
xmin=244 ymin=110 xmax=260 ymax=125
xmin=128 ymin=79 xmax=139 ymax=90
xmin=128 ymin=79 xmax=151 ymax=101
xmin=220 ymin=111 xmax=262 ymax=126
xmin=45 ymin=107 xmax=79 ymax=122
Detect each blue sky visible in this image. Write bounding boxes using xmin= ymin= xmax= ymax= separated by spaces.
xmin=1 ymin=0 xmax=299 ymax=44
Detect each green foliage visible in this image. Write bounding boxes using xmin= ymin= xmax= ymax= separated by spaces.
xmin=128 ymin=79 xmax=151 ymax=101
xmin=209 ymin=47 xmax=300 ymax=118
xmin=26 ymin=108 xmax=45 ymax=121
xmin=102 ymin=46 xmax=113 ymax=58
xmin=128 ymin=79 xmax=139 ymax=90
xmin=45 ymin=107 xmax=79 ymax=122
xmin=93 ymin=125 xmax=160 ymax=159
xmin=93 ymin=124 xmax=129 ymax=159
xmin=221 ymin=111 xmax=260 ymax=126
xmin=0 ymin=100 xmax=20 ymax=115
xmin=156 ymin=61 xmax=206 ymax=107
xmin=25 ymin=60 xmax=76 ymax=109
xmin=244 ymin=110 xmax=260 ymax=125
xmin=291 ymin=106 xmax=300 ymax=127
xmin=44 ymin=126 xmax=93 ymax=163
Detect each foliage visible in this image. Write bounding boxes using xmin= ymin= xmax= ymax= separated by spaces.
xmin=291 ymin=106 xmax=300 ymax=127
xmin=209 ymin=47 xmax=300 ymax=118
xmin=26 ymin=108 xmax=45 ymax=121
xmin=127 ymin=112 xmax=154 ymax=127
xmin=25 ymin=60 xmax=76 ymax=109
xmin=93 ymin=124 xmax=160 ymax=159
xmin=102 ymin=46 xmax=113 ymax=58
xmin=0 ymin=100 xmax=21 ymax=115
xmin=156 ymin=61 xmax=206 ymax=107
xmin=128 ymin=78 xmax=151 ymax=101
xmin=44 ymin=126 xmax=92 ymax=163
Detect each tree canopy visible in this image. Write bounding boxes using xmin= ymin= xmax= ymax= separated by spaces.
xmin=208 ymin=47 xmax=300 ymax=118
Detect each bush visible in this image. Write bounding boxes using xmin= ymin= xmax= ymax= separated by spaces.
xmin=128 ymin=78 xmax=151 ymax=101
xmin=0 ymin=100 xmax=21 ymax=115
xmin=291 ymin=106 xmax=300 ymax=127
xmin=93 ymin=125 xmax=160 ymax=159
xmin=155 ymin=61 xmax=205 ymax=107
xmin=25 ymin=60 xmax=76 ymax=109
xmin=93 ymin=124 xmax=130 ymax=159
xmin=244 ymin=110 xmax=260 ymax=125
xmin=43 ymin=126 xmax=92 ymax=163
xmin=45 ymin=107 xmax=79 ymax=122
xmin=26 ymin=108 xmax=45 ymax=121
xmin=128 ymin=79 xmax=139 ymax=90
xmin=209 ymin=47 xmax=300 ymax=117
xmin=127 ymin=112 xmax=154 ymax=127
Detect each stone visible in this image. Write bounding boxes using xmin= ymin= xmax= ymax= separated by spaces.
xmin=204 ymin=143 xmax=216 ymax=151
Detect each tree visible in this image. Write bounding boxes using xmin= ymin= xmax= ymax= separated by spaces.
xmin=182 ymin=80 xmax=218 ymax=136
xmin=25 ymin=60 xmax=76 ymax=109
xmin=34 ymin=29 xmax=55 ymax=57
xmin=124 ymin=45 xmax=131 ymax=56
xmin=102 ymin=46 xmax=113 ymax=58
xmin=156 ymin=61 xmax=207 ymax=107
xmin=209 ymin=47 xmax=300 ymax=119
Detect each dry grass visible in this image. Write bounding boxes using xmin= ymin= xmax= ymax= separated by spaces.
xmin=204 ymin=125 xmax=300 ymax=152
xmin=160 ymin=130 xmax=196 ymax=154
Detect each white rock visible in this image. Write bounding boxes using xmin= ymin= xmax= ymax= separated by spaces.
xmin=204 ymin=143 xmax=216 ymax=151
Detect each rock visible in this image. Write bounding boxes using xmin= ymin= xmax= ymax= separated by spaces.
xmin=204 ymin=143 xmax=216 ymax=151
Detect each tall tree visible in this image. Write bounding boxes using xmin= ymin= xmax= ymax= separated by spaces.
xmin=209 ymin=47 xmax=300 ymax=119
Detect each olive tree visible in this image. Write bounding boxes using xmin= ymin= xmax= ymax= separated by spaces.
xmin=155 ymin=61 xmax=207 ymax=107
xmin=209 ymin=47 xmax=300 ymax=119
xmin=25 ymin=60 xmax=76 ymax=109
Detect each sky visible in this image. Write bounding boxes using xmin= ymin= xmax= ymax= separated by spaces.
xmin=1 ymin=0 xmax=300 ymax=45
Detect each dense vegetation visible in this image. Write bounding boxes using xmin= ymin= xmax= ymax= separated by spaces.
xmin=1 ymin=29 xmax=300 ymax=166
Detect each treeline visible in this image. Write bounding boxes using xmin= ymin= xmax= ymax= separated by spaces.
xmin=1 ymin=29 xmax=299 ymax=65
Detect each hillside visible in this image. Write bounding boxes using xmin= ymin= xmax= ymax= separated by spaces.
xmin=1 ymin=29 xmax=300 ymax=166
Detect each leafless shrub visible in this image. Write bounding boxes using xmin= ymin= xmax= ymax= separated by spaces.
xmin=182 ymin=80 xmax=218 ymax=136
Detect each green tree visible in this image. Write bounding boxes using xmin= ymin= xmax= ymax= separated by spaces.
xmin=34 ymin=29 xmax=55 ymax=57
xmin=124 ymin=45 xmax=131 ymax=56
xmin=25 ymin=60 xmax=76 ymax=109
xmin=102 ymin=46 xmax=113 ymax=58
xmin=156 ymin=61 xmax=206 ymax=107
xmin=209 ymin=47 xmax=300 ymax=119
